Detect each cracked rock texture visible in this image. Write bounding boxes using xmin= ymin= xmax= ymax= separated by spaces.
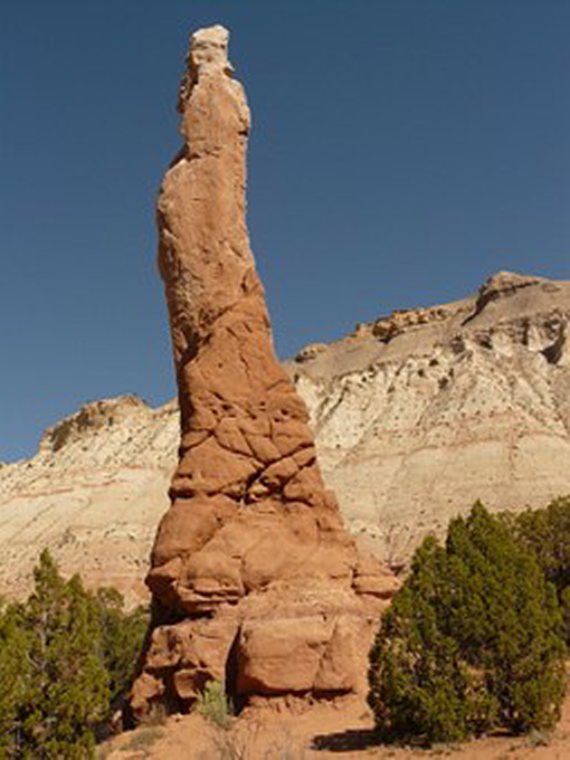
xmin=2 ymin=279 xmax=570 ymax=610
xmin=129 ymin=25 xmax=394 ymax=716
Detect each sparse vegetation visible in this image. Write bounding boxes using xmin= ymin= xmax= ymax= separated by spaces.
xmin=196 ymin=679 xmax=233 ymax=730
xmin=200 ymin=718 xmax=303 ymax=760
xmin=368 ymin=503 xmax=566 ymax=745
xmin=0 ymin=549 xmax=148 ymax=758
xmin=525 ymin=728 xmax=553 ymax=748
xmin=117 ymin=726 xmax=164 ymax=755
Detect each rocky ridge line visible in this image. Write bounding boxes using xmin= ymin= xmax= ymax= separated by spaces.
xmin=292 ymin=270 xmax=570 ymax=563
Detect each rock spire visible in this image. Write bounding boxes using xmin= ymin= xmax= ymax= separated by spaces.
xmin=130 ymin=25 xmax=395 ymax=717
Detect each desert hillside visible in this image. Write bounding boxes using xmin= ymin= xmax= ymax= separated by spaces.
xmin=293 ymin=270 xmax=570 ymax=563
xmin=1 ymin=270 xmax=569 ymax=602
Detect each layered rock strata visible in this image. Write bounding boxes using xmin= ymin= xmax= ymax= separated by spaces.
xmin=130 ymin=26 xmax=395 ymax=717
xmin=0 ymin=396 xmax=176 ymax=606
xmin=293 ymin=271 xmax=570 ymax=564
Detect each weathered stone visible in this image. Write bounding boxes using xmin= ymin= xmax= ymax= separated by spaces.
xmin=236 ymin=617 xmax=334 ymax=694
xmin=129 ymin=24 xmax=392 ymax=718
xmin=294 ymin=270 xmax=570 ymax=566
xmin=314 ymin=617 xmax=359 ymax=692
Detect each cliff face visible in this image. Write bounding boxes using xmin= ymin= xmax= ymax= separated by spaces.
xmin=0 ymin=396 xmax=176 ymax=605
xmin=2 ymin=272 xmax=569 ymax=602
xmin=295 ymin=271 xmax=570 ymax=564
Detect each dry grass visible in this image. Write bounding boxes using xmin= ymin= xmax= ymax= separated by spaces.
xmin=116 ymin=726 xmax=164 ymax=757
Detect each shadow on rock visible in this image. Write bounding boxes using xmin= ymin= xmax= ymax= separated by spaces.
xmin=312 ymin=728 xmax=380 ymax=752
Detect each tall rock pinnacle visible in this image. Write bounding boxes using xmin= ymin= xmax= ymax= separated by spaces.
xmin=130 ymin=26 xmax=396 ymax=717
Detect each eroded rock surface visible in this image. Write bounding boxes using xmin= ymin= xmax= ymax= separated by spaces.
xmin=0 ymin=396 xmax=176 ymax=606
xmin=130 ymin=25 xmax=394 ymax=717
xmin=294 ymin=271 xmax=570 ymax=564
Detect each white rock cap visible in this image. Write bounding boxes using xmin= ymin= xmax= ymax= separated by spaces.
xmin=189 ymin=24 xmax=234 ymax=74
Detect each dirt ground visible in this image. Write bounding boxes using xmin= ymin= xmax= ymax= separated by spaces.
xmin=100 ymin=689 xmax=570 ymax=760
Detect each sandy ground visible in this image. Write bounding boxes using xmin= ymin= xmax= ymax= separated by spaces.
xmin=100 ymin=689 xmax=570 ymax=760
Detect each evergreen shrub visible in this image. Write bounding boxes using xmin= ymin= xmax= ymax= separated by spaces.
xmin=506 ymin=496 xmax=570 ymax=642
xmin=368 ymin=503 xmax=566 ymax=745
xmin=0 ymin=550 xmax=148 ymax=758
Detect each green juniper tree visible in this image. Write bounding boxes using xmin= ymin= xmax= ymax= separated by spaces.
xmin=93 ymin=586 xmax=148 ymax=708
xmin=506 ymin=496 xmax=570 ymax=642
xmin=368 ymin=503 xmax=566 ymax=744
xmin=0 ymin=550 xmax=148 ymax=758
xmin=0 ymin=600 xmax=32 ymax=756
xmin=13 ymin=551 xmax=110 ymax=758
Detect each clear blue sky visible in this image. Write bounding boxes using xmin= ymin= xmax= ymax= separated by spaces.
xmin=1 ymin=0 xmax=569 ymax=461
